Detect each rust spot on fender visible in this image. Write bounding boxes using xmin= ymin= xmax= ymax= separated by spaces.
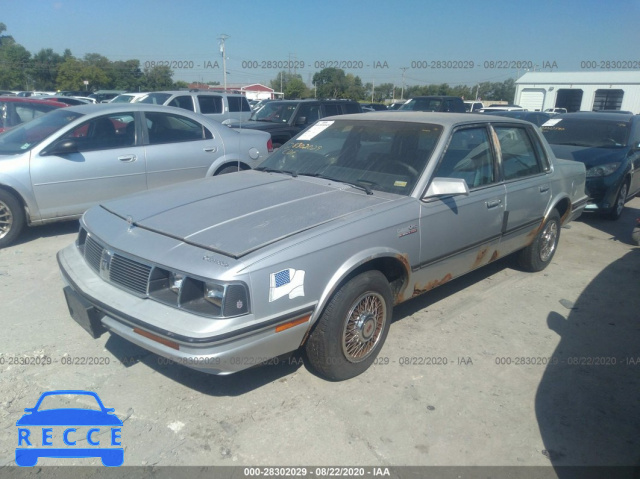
xmin=412 ymin=273 xmax=453 ymax=297
xmin=489 ymin=250 xmax=499 ymax=262
xmin=393 ymin=253 xmax=413 ymax=304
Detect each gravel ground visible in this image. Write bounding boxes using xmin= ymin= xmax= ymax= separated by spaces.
xmin=1 ymin=198 xmax=639 ymax=475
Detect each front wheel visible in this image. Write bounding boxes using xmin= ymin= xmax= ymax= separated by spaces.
xmin=305 ymin=271 xmax=392 ymax=381
xmin=0 ymin=190 xmax=25 ymax=249
xmin=607 ymin=181 xmax=628 ymax=220
xmin=518 ymin=209 xmax=561 ymax=272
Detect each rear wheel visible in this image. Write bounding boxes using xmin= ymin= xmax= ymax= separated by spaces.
xmin=305 ymin=271 xmax=392 ymax=381
xmin=518 ymin=209 xmax=561 ymax=272
xmin=607 ymin=181 xmax=628 ymax=220
xmin=0 ymin=190 xmax=25 ymax=248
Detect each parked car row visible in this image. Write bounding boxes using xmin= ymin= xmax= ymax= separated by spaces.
xmin=1 ymin=89 xmax=636 ymax=382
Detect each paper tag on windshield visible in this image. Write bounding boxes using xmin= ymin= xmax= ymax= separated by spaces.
xmin=297 ymin=121 xmax=334 ymax=141
xmin=542 ymin=118 xmax=562 ymax=127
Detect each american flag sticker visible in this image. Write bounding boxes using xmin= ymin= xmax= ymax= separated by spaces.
xmin=269 ymin=268 xmax=305 ymax=302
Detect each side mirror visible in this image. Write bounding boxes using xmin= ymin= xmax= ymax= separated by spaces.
xmin=423 ymin=177 xmax=470 ymax=199
xmin=41 ymin=139 xmax=79 ymax=156
xmin=295 ymin=116 xmax=307 ymax=126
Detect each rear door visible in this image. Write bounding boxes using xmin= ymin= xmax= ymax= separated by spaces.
xmin=492 ymin=123 xmax=552 ymax=254
xmin=142 ymin=110 xmax=225 ymax=189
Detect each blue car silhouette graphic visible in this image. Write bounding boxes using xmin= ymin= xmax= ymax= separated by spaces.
xmin=16 ymin=390 xmax=123 ymax=467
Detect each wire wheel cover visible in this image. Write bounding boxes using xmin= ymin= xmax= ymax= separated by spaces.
xmin=342 ymin=291 xmax=386 ymax=362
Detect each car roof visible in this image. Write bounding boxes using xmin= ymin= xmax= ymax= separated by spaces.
xmin=555 ymin=111 xmax=635 ymax=121
xmin=146 ymin=90 xmax=244 ymax=96
xmin=328 ymin=111 xmax=532 ymax=127
xmin=60 ymin=103 xmax=199 ymax=115
xmin=0 ymin=96 xmax=68 ymax=107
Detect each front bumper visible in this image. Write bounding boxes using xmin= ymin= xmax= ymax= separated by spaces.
xmin=57 ymin=244 xmax=312 ymax=374
xmin=585 ymin=175 xmax=623 ymax=212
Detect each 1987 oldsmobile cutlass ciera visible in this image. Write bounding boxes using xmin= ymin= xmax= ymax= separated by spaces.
xmin=58 ymin=112 xmax=588 ymax=380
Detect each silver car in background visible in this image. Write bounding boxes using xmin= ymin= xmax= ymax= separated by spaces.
xmin=58 ymin=112 xmax=587 ymax=381
xmin=0 ymin=103 xmax=272 ymax=247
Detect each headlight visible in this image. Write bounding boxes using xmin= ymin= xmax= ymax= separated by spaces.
xmin=149 ymin=267 xmax=250 ymax=318
xmin=586 ymin=163 xmax=621 ymax=177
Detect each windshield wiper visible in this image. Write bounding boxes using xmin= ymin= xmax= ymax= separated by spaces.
xmin=298 ymin=173 xmax=373 ymax=195
xmin=255 ymin=167 xmax=298 ymax=177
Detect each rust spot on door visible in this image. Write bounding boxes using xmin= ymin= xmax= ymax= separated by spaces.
xmin=489 ymin=250 xmax=499 ymax=262
xmin=472 ymin=248 xmax=489 ymax=269
xmin=412 ymin=273 xmax=452 ymax=297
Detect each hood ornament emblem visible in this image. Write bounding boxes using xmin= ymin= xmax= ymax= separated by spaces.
xmin=126 ymin=215 xmax=135 ymax=231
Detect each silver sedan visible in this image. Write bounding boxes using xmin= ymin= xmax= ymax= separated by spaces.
xmin=0 ymin=103 xmax=272 ymax=247
xmin=58 ymin=112 xmax=588 ymax=381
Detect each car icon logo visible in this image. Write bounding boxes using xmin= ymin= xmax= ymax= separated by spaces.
xmin=16 ymin=390 xmax=123 ymax=467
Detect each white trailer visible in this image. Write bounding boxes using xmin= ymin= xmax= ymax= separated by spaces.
xmin=514 ymin=71 xmax=640 ymax=114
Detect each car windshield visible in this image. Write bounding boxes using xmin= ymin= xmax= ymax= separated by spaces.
xmin=256 ymin=119 xmax=443 ymax=195
xmin=36 ymin=393 xmax=102 ymax=411
xmin=542 ymin=118 xmax=630 ymax=148
xmin=137 ymin=92 xmax=172 ymax=105
xmin=250 ymin=102 xmax=297 ymax=123
xmin=0 ymin=109 xmax=83 ymax=154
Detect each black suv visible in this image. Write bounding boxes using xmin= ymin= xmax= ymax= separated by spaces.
xmin=232 ymin=99 xmax=362 ymax=147
xmin=399 ymin=96 xmax=466 ymax=113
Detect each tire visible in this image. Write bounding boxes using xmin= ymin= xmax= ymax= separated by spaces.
xmin=607 ymin=180 xmax=628 ymax=220
xmin=217 ymin=165 xmax=242 ymax=175
xmin=305 ymin=271 xmax=392 ymax=381
xmin=518 ymin=209 xmax=561 ymax=272
xmin=0 ymin=189 xmax=25 ymax=248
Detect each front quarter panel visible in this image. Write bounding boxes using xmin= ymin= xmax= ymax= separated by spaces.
xmin=242 ymin=197 xmax=421 ymax=330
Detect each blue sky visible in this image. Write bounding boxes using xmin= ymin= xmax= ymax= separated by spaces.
xmin=3 ymin=0 xmax=640 ymax=88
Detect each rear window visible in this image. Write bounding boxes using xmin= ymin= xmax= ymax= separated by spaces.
xmin=343 ymin=103 xmax=361 ymax=114
xmin=227 ymin=96 xmax=251 ymax=112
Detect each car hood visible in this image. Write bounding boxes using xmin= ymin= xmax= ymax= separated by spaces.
xmin=99 ymin=171 xmax=393 ymax=258
xmin=549 ymin=144 xmax=628 ymax=169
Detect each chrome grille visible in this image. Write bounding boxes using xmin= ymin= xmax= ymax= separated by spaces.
xmin=109 ymin=255 xmax=152 ymax=295
xmin=84 ymin=235 xmax=104 ymax=273
xmin=81 ymin=233 xmax=151 ymax=296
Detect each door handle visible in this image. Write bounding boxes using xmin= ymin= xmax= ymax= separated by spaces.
xmin=486 ymin=199 xmax=502 ymax=209
xmin=118 ymin=155 xmax=136 ymax=162
xmin=203 ymin=147 xmax=218 ymax=153
xmin=539 ymin=185 xmax=550 ymax=193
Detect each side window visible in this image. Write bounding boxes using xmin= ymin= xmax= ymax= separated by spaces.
xmin=296 ymin=104 xmax=320 ymax=125
xmin=323 ymin=104 xmax=340 ymax=117
xmin=145 ymin=112 xmax=212 ymax=145
xmin=167 ymin=95 xmax=194 ymax=111
xmin=495 ymin=126 xmax=543 ymax=180
xmin=61 ymin=113 xmax=136 ymax=151
xmin=198 ymin=95 xmax=223 ymax=114
xmin=433 ymin=127 xmax=495 ymax=188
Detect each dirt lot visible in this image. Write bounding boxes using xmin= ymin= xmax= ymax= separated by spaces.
xmin=1 ymin=198 xmax=639 ymax=474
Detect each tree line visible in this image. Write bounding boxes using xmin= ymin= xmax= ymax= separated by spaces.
xmin=1 ymin=22 xmax=515 ymax=102
xmin=271 ymin=69 xmax=516 ymax=103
